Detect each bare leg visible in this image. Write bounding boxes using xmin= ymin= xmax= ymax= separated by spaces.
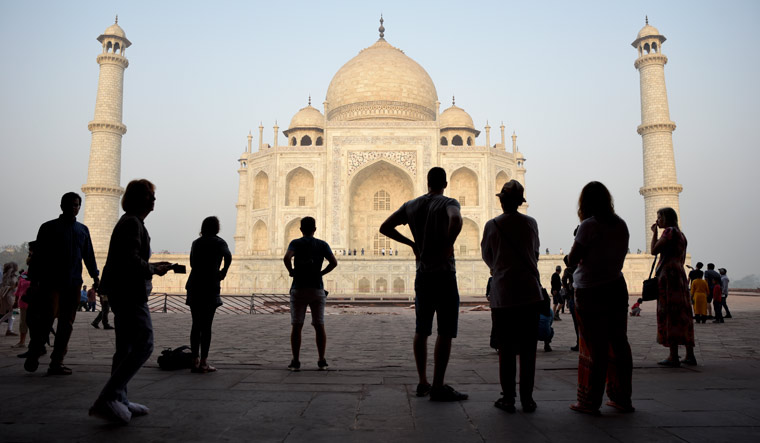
xmin=413 ymin=333 xmax=428 ymax=385
xmin=291 ymin=324 xmax=303 ymax=362
xmin=432 ymin=335 xmax=452 ymax=388
xmin=313 ymin=324 xmax=326 ymax=360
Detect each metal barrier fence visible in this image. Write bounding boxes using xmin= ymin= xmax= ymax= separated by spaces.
xmin=147 ymin=293 xmax=290 ymax=314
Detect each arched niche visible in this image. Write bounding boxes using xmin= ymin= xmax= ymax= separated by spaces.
xmin=286 ymin=167 xmax=314 ymax=207
xmin=348 ymin=160 xmax=414 ymax=253
xmin=393 ymin=277 xmax=405 ymax=293
xmin=253 ymin=171 xmax=269 ymax=209
xmin=440 ymin=136 xmax=448 ymax=146
xmin=358 ymin=277 xmax=370 ymax=293
xmin=495 ymin=170 xmax=510 ymax=194
xmin=284 ymin=217 xmax=302 ymax=250
xmin=252 ymin=220 xmax=268 ymax=253
xmin=452 ymin=135 xmax=463 ymax=146
xmin=455 ymin=218 xmax=480 ymax=256
xmin=300 ymin=135 xmax=312 ymax=146
xmin=376 ymin=278 xmax=387 ymax=293
xmin=449 ymin=167 xmax=479 ymax=206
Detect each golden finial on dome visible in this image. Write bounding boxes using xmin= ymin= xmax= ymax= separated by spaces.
xmin=645 ymin=15 xmax=648 ymax=25
xmin=452 ymin=95 xmax=455 ymax=106
xmin=308 ymin=95 xmax=311 ymax=106
xmin=115 ymin=15 xmax=118 ymax=24
xmin=379 ymin=14 xmax=385 ymax=39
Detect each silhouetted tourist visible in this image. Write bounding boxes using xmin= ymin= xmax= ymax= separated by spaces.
xmin=711 ymin=282 xmax=724 ymax=323
xmin=566 ymin=181 xmax=634 ymax=415
xmin=186 ymin=216 xmax=232 ymax=373
xmin=563 ymin=265 xmax=579 ymax=351
xmin=630 ymin=298 xmax=643 ymax=317
xmin=652 ymin=207 xmax=696 ymax=367
xmin=79 ymin=285 xmax=88 ymax=311
xmin=690 ymin=276 xmax=708 ymax=323
xmin=87 ymin=285 xmax=97 ymax=311
xmin=13 ymin=269 xmax=31 ymax=347
xmin=25 ymin=192 xmax=99 ymax=375
xmin=0 ymin=262 xmax=19 ymax=335
xmin=719 ymin=268 xmax=731 ymax=318
xmin=704 ymin=263 xmax=720 ymax=319
xmin=551 ymin=266 xmax=563 ymax=320
xmin=538 ymin=288 xmax=554 ymax=353
xmin=380 ymin=167 xmax=467 ymax=402
xmin=481 ymin=180 xmax=542 ymax=412
xmin=283 ymin=216 xmax=337 ymax=372
xmin=90 ymin=179 xmax=172 ymax=424
xmin=688 ymin=262 xmax=704 ymax=288
xmin=91 ymin=291 xmax=113 ymax=329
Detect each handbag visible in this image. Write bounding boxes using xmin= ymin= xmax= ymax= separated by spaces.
xmin=641 ymin=255 xmax=659 ymax=302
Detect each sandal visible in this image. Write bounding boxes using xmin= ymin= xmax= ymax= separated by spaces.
xmin=569 ymin=402 xmax=601 ymax=415
xmin=494 ymin=396 xmax=516 ymax=413
xmin=606 ymin=400 xmax=635 ymax=413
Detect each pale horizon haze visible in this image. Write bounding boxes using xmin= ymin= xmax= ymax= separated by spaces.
xmin=1 ymin=1 xmax=759 ymax=280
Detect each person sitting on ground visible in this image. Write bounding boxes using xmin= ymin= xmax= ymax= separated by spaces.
xmin=283 ymin=216 xmax=337 ymax=372
xmin=630 ymin=298 xmax=643 ymax=317
xmin=185 ymin=216 xmax=232 ymax=373
xmin=690 ymin=276 xmax=709 ymax=324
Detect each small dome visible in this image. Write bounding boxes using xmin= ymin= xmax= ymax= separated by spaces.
xmin=288 ymin=105 xmax=324 ymax=130
xmin=103 ymin=23 xmax=127 ymax=39
xmin=637 ymin=24 xmax=660 ymax=40
xmin=439 ymin=105 xmax=475 ymax=129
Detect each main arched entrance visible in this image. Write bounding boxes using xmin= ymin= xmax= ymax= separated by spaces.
xmin=348 ymin=161 xmax=414 ymax=255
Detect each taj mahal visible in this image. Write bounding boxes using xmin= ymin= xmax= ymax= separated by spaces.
xmin=82 ymin=17 xmax=684 ymax=297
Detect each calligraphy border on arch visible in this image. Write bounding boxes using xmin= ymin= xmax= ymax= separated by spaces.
xmin=347 ymin=150 xmax=417 ymax=177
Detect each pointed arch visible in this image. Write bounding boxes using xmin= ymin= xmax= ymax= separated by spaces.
xmin=252 ymin=220 xmax=268 ymax=253
xmin=450 ymin=167 xmax=479 ymax=206
xmin=253 ymin=171 xmax=269 ymax=209
xmin=286 ymin=167 xmax=314 ymax=207
xmin=456 ymin=218 xmax=479 ymax=256
xmin=466 ymin=136 xmax=473 ymax=146
xmin=348 ymin=160 xmax=414 ymax=253
xmin=358 ymin=277 xmax=370 ymax=293
xmin=316 ymin=136 xmax=323 ymax=146
xmin=300 ymin=135 xmax=312 ymax=146
xmin=452 ymin=135 xmax=463 ymax=146
xmin=393 ymin=277 xmax=405 ymax=293
xmin=495 ymin=170 xmax=510 ymax=194
xmin=440 ymin=136 xmax=448 ymax=146
xmin=284 ymin=218 xmax=302 ymax=250
xmin=376 ymin=278 xmax=387 ymax=293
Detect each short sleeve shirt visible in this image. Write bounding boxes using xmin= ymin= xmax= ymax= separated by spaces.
xmin=288 ymin=237 xmax=333 ymax=290
xmin=394 ymin=194 xmax=460 ymax=273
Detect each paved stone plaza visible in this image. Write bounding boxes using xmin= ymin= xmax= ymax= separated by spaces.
xmin=1 ymin=295 xmax=759 ymax=442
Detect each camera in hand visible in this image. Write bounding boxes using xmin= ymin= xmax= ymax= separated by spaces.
xmin=171 ymin=264 xmax=186 ymax=274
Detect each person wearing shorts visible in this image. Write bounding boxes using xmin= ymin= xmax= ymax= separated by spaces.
xmin=283 ymin=217 xmax=337 ymax=372
xmin=380 ymin=167 xmax=467 ymax=402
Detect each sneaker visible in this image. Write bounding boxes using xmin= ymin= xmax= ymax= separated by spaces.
xmin=5 ymin=330 xmax=18 ymax=336
xmin=288 ymin=360 xmax=301 ymax=372
xmin=91 ymin=322 xmax=100 ymax=329
xmin=103 ymin=325 xmax=114 ymax=330
xmin=416 ymin=383 xmax=432 ymax=397
xmin=724 ymin=314 xmax=732 ymax=319
xmin=429 ymin=384 xmax=468 ymax=402
xmin=544 ymin=343 xmax=553 ymax=352
xmin=317 ymin=359 xmax=329 ymax=370
xmin=47 ymin=365 xmax=73 ymax=375
xmin=127 ymin=402 xmax=150 ymax=416
xmin=89 ymin=399 xmax=132 ymax=424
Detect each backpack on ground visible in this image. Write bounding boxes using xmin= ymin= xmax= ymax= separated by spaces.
xmin=157 ymin=345 xmax=194 ymax=370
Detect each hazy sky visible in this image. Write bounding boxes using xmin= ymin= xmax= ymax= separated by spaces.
xmin=1 ymin=1 xmax=759 ymax=279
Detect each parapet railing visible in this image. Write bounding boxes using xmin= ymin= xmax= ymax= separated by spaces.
xmin=147 ymin=293 xmax=290 ymax=314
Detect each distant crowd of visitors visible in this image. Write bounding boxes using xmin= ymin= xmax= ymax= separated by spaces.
xmin=0 ymin=168 xmax=733 ymax=424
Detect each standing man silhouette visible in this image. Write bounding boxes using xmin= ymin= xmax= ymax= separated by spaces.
xmin=25 ymin=192 xmax=99 ymax=375
xmin=380 ymin=167 xmax=466 ymax=401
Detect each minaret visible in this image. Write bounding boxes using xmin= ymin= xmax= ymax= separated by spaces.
xmin=82 ymin=17 xmax=131 ymax=258
xmin=632 ymin=18 xmax=683 ymax=252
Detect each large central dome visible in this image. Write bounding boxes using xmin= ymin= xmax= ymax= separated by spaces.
xmin=325 ymin=38 xmax=438 ymax=122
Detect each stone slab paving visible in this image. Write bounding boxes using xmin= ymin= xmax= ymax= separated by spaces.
xmin=1 ymin=295 xmax=759 ymax=442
